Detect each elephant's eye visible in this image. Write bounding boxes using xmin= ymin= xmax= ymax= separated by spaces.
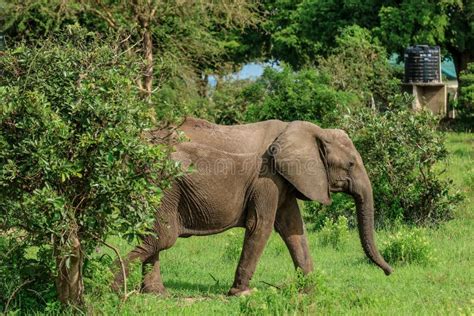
xmin=348 ymin=161 xmax=355 ymax=170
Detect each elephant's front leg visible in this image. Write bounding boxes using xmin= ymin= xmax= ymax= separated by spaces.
xmin=228 ymin=223 xmax=274 ymax=296
xmin=228 ymin=186 xmax=278 ymax=296
xmin=275 ymin=196 xmax=313 ymax=274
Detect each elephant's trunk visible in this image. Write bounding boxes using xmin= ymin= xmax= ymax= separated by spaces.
xmin=352 ymin=181 xmax=393 ymax=276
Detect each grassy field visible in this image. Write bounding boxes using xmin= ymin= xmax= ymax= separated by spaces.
xmin=86 ymin=132 xmax=473 ymax=315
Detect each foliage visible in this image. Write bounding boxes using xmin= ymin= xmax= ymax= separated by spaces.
xmin=375 ymin=1 xmax=451 ymax=55
xmin=0 ymin=27 xmax=180 ymax=308
xmin=239 ymin=270 xmax=326 ymax=315
xmin=0 ymin=234 xmax=57 ymax=313
xmin=375 ymin=0 xmax=474 ymax=74
xmin=1 ymin=0 xmax=260 ymax=103
xmin=318 ymin=25 xmax=401 ymax=108
xmin=238 ymin=0 xmax=473 ymax=76
xmin=306 ymin=96 xmax=463 ymax=228
xmin=458 ymin=62 xmax=474 ymax=117
xmin=244 ymin=66 xmax=360 ymax=125
xmin=304 ymin=194 xmax=356 ymax=230
xmin=241 ymin=0 xmax=382 ymax=68
xmin=381 ymin=227 xmax=434 ymax=265
xmin=223 ymin=231 xmax=243 ymax=262
xmin=345 ymin=97 xmax=462 ymax=226
xmin=202 ymin=79 xmax=261 ymax=125
xmin=318 ymin=216 xmax=349 ymax=250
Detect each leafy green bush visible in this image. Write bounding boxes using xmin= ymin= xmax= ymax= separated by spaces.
xmin=0 ymin=27 xmax=179 ymax=309
xmin=223 ymin=231 xmax=244 ymax=262
xmin=244 ymin=66 xmax=360 ymax=125
xmin=308 ymin=95 xmax=463 ymax=228
xmin=458 ymin=62 xmax=474 ymax=118
xmin=318 ymin=25 xmax=401 ymax=108
xmin=382 ymin=228 xmax=434 ymax=265
xmin=0 ymin=234 xmax=59 ymax=314
xmin=318 ymin=216 xmax=349 ymax=250
xmin=304 ymin=194 xmax=356 ymax=230
xmin=239 ymin=270 xmax=326 ymax=315
xmin=204 ymin=79 xmax=262 ymax=125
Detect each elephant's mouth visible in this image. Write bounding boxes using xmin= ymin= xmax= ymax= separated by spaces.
xmin=331 ymin=177 xmax=352 ymax=192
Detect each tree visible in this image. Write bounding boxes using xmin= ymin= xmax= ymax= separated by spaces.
xmin=458 ymin=62 xmax=474 ymax=116
xmin=318 ymin=25 xmax=401 ymax=108
xmin=236 ymin=0 xmax=383 ymax=68
xmin=376 ymin=0 xmax=474 ymax=76
xmin=445 ymin=0 xmax=474 ymax=77
xmin=244 ymin=65 xmax=360 ymax=125
xmin=1 ymin=0 xmax=260 ymax=102
xmin=0 ymin=27 xmax=179 ymax=306
xmin=239 ymin=0 xmax=473 ymax=77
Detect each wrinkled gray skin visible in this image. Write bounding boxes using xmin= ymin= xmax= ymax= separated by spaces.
xmin=113 ymin=118 xmax=392 ymax=296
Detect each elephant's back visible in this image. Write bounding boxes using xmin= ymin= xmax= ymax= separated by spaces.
xmin=179 ymin=117 xmax=288 ymax=154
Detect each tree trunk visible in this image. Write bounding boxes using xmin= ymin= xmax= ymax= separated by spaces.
xmin=131 ymin=1 xmax=157 ymax=102
xmin=56 ymin=232 xmax=84 ymax=306
xmin=452 ymin=50 xmax=473 ymax=80
xmin=198 ymin=71 xmax=209 ymax=98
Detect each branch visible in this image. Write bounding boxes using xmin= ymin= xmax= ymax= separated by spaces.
xmin=260 ymin=280 xmax=281 ymax=290
xmin=4 ymin=279 xmax=33 ymax=314
xmin=91 ymin=234 xmax=134 ymax=302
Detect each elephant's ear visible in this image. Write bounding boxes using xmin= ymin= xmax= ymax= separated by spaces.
xmin=270 ymin=121 xmax=331 ymax=205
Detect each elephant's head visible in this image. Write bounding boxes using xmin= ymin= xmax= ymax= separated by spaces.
xmin=270 ymin=121 xmax=392 ymax=275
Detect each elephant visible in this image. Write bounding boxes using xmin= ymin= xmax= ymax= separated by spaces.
xmin=113 ymin=118 xmax=392 ymax=296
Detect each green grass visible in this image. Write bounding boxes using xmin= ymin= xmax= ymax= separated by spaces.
xmin=86 ymin=132 xmax=474 ymax=315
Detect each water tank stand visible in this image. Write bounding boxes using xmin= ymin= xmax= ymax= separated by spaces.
xmin=402 ymin=82 xmax=447 ymax=116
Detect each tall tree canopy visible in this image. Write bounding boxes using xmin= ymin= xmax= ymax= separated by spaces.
xmin=240 ymin=0 xmax=473 ymax=75
xmin=1 ymin=0 xmax=259 ymax=103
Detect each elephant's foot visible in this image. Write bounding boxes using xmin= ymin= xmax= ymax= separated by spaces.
xmin=141 ymin=283 xmax=168 ymax=296
xmin=228 ymin=287 xmax=252 ymax=296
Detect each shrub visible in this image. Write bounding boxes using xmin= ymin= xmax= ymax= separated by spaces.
xmin=205 ymin=79 xmax=263 ymax=125
xmin=304 ymin=194 xmax=356 ymax=231
xmin=223 ymin=231 xmax=243 ymax=262
xmin=239 ymin=270 xmax=325 ymax=315
xmin=458 ymin=62 xmax=474 ymax=118
xmin=318 ymin=216 xmax=349 ymax=250
xmin=244 ymin=66 xmax=361 ymax=126
xmin=0 ymin=27 xmax=179 ymax=309
xmin=0 ymin=234 xmax=58 ymax=314
xmin=310 ymin=95 xmax=463 ymax=228
xmin=318 ymin=25 xmax=401 ymax=109
xmin=382 ymin=227 xmax=434 ymax=265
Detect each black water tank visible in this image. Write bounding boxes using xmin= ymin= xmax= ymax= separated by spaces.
xmin=404 ymin=45 xmax=440 ymax=83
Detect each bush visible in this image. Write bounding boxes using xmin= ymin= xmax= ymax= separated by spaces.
xmin=244 ymin=66 xmax=361 ymax=125
xmin=310 ymin=95 xmax=463 ymax=228
xmin=304 ymin=194 xmax=356 ymax=231
xmin=458 ymin=62 xmax=474 ymax=118
xmin=382 ymin=227 xmax=434 ymax=265
xmin=0 ymin=234 xmax=58 ymax=314
xmin=318 ymin=216 xmax=349 ymax=250
xmin=223 ymin=231 xmax=244 ymax=262
xmin=239 ymin=270 xmax=325 ymax=315
xmin=318 ymin=25 xmax=401 ymax=109
xmin=0 ymin=27 xmax=179 ymax=309
xmin=206 ymin=79 xmax=263 ymax=125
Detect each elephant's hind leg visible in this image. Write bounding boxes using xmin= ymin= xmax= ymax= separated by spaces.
xmin=141 ymin=230 xmax=178 ymax=295
xmin=111 ymin=241 xmax=154 ymax=294
xmin=140 ymin=186 xmax=180 ymax=295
